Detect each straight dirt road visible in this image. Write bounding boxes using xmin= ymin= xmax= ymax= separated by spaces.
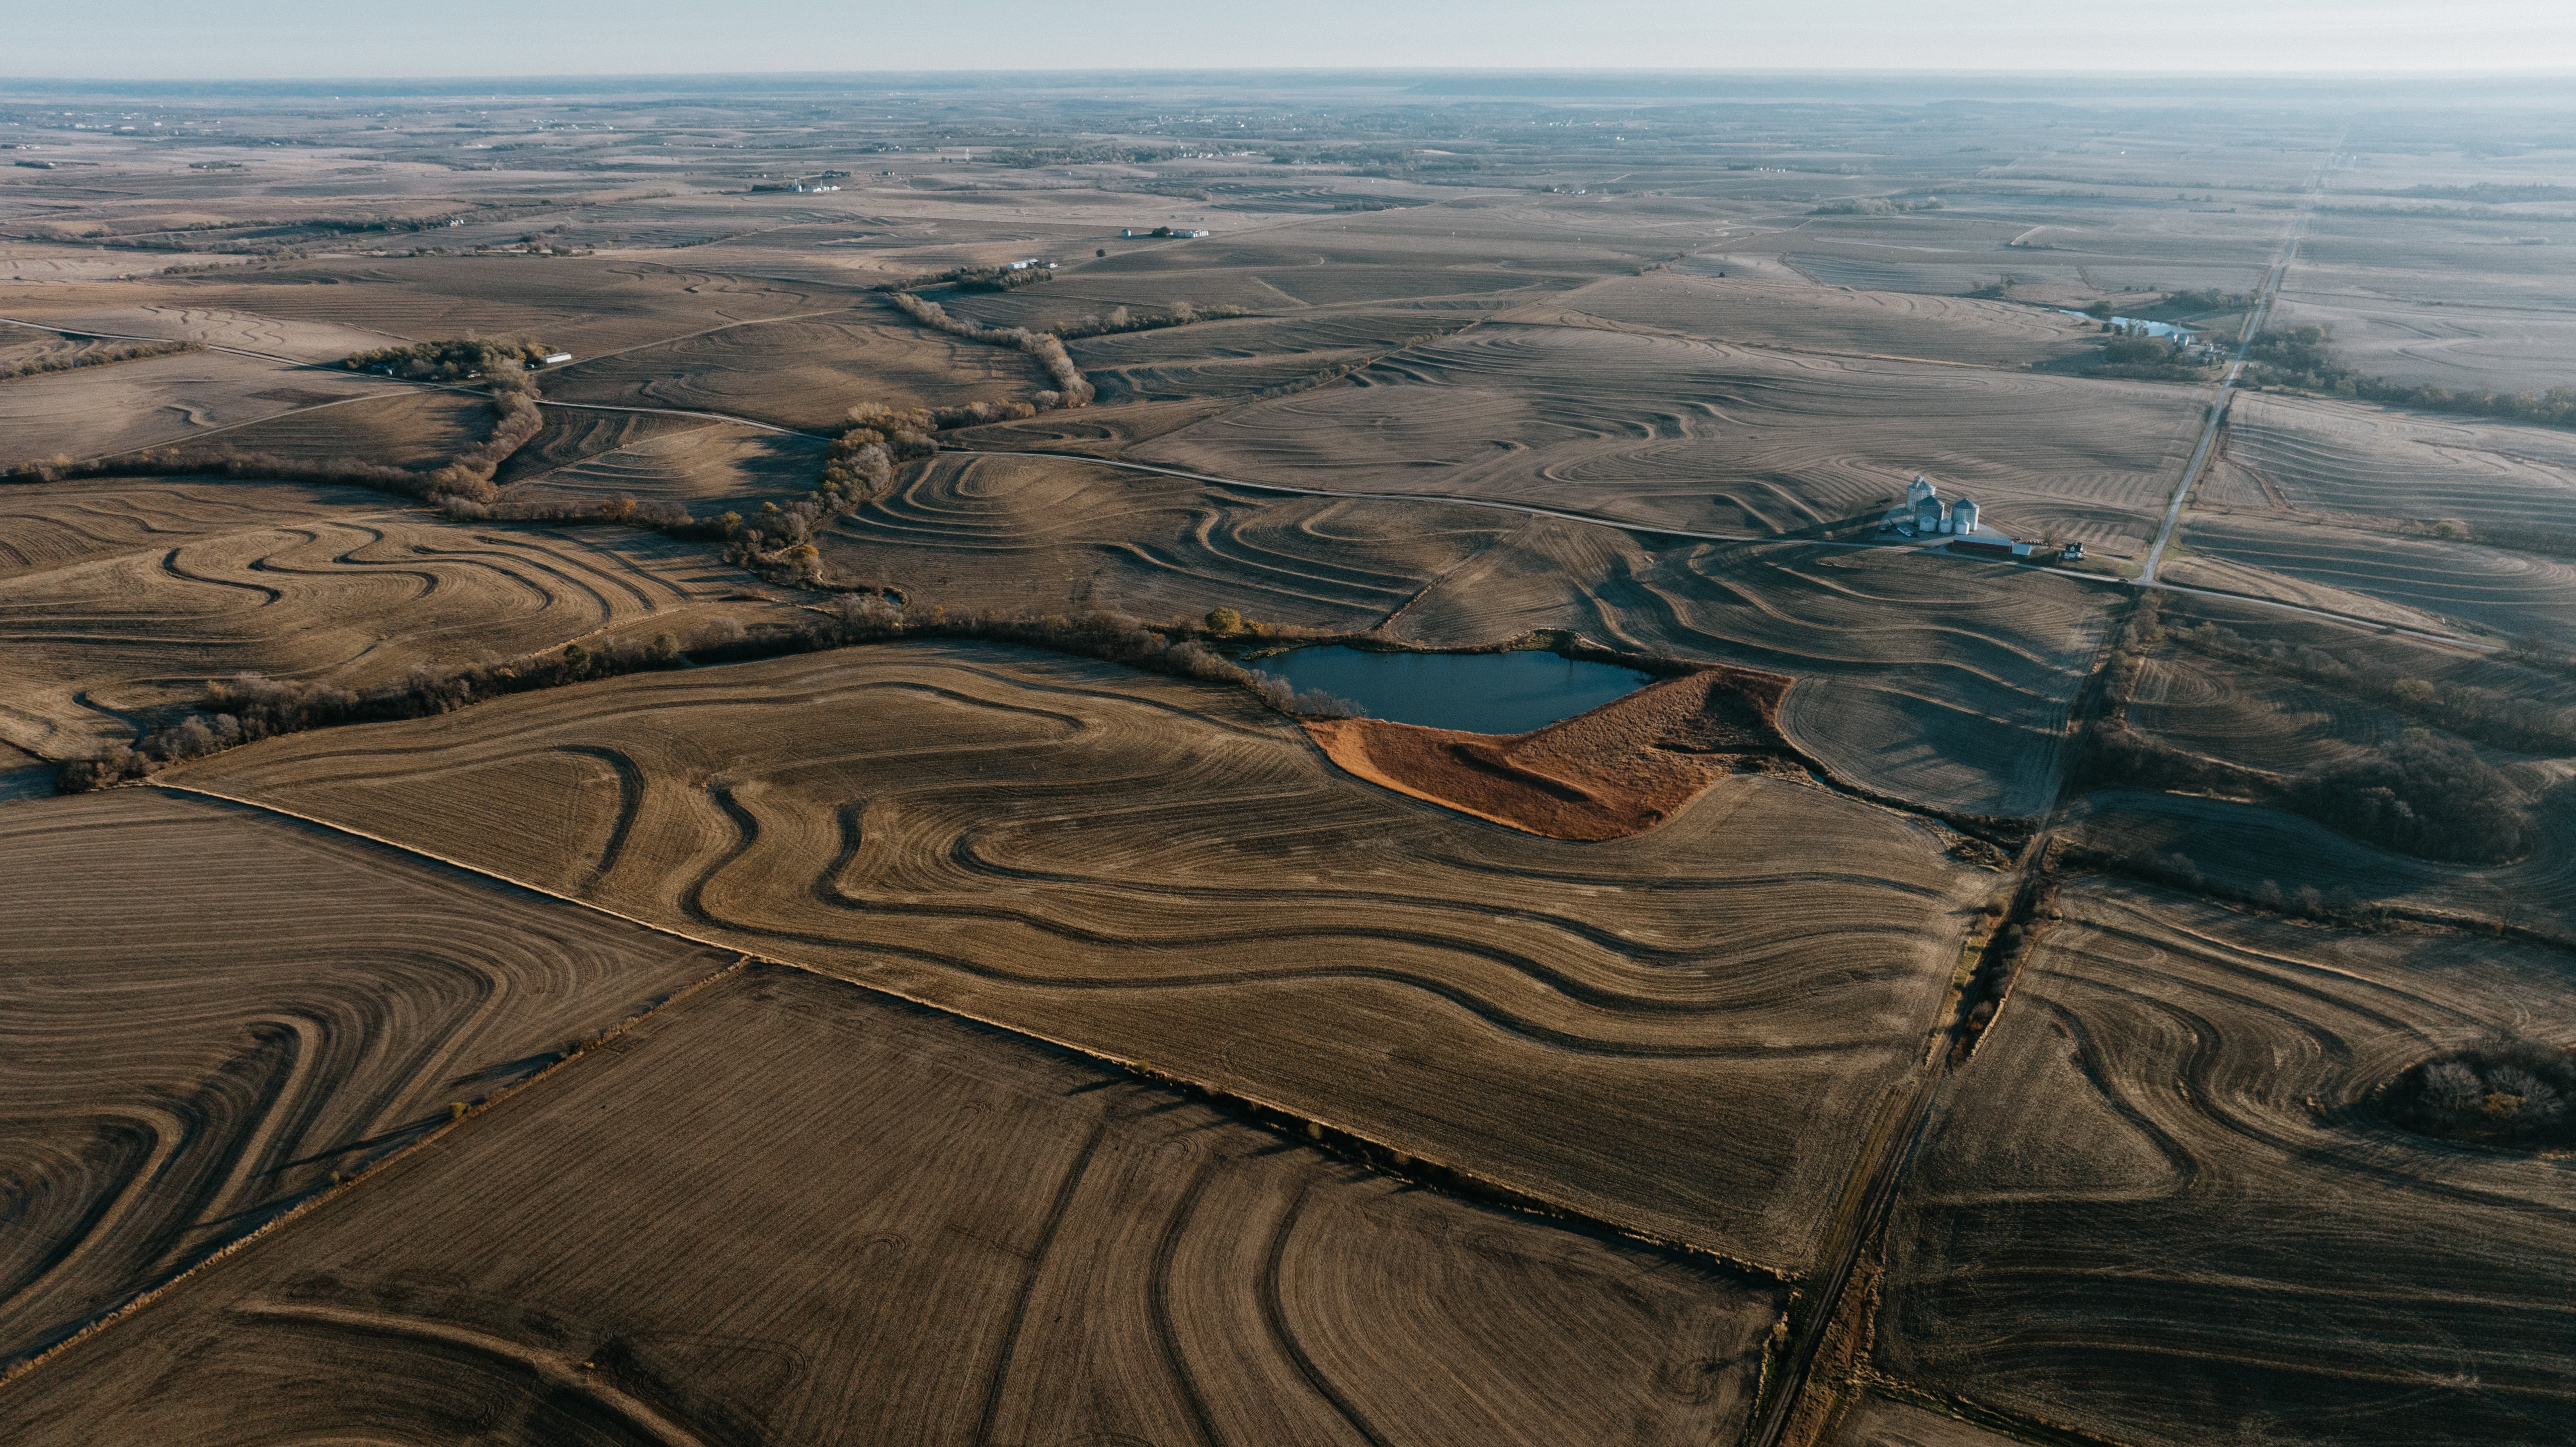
xmin=2138 ymin=147 xmax=2340 ymax=585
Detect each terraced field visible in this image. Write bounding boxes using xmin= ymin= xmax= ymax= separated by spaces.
xmin=1066 ymin=308 xmax=1485 ymax=405
xmin=1878 ymin=879 xmax=2576 ymax=1447
xmin=0 ymin=349 xmax=386 ymax=463
xmin=0 ymin=494 xmax=771 ymax=757
xmin=1132 ymin=322 xmax=2202 ymax=548
xmin=828 ymin=451 xmax=1513 ymax=628
xmin=0 ymin=962 xmax=1780 ymax=1446
xmin=2218 ymin=392 xmax=2576 ymax=533
xmin=2 ymin=305 xmax=405 ymax=363
xmin=203 ymin=390 xmax=495 ymax=471
xmin=2119 ymin=650 xmax=2396 ymax=774
xmin=0 ymin=789 xmax=735 ymax=1375
xmin=0 ymin=476 xmax=382 ymax=581
xmin=505 ymin=421 xmax=829 ymax=507
xmin=1565 ymin=273 xmax=2102 ymax=368
xmin=177 ymin=642 xmax=1988 ymax=1271
xmin=2177 ymin=513 xmax=2576 ymax=638
xmin=536 ymin=311 xmax=1030 ymax=433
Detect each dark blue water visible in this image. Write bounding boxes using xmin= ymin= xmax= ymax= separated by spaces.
xmin=1258 ymin=646 xmax=1655 ymax=734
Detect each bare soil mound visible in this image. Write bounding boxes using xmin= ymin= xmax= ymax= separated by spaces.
xmin=1307 ymin=662 xmax=1797 ymax=839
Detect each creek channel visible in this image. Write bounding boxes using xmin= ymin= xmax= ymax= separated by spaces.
xmin=1256 ymin=646 xmax=1656 ymax=734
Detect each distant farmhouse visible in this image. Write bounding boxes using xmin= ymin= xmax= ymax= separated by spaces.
xmin=1120 ymin=227 xmax=1211 ymax=239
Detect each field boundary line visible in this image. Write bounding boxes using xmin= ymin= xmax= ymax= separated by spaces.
xmin=139 ymin=782 xmax=1796 ymax=1286
xmin=0 ymin=938 xmax=753 ymax=1395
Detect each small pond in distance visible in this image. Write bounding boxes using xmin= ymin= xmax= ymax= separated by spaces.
xmin=1257 ymin=646 xmax=1657 ymax=734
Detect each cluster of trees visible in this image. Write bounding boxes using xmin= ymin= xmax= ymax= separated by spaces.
xmin=438 ymin=492 xmax=740 ymax=541
xmin=59 ymin=604 xmax=1361 ymax=792
xmin=2061 ymin=840 xmax=2379 ymax=926
xmin=2381 ymin=1038 xmax=2573 ymax=1148
xmin=341 ymin=337 xmax=556 ymax=382
xmin=2288 ymin=732 xmax=2532 ymax=864
xmin=2156 ymin=288 xmax=2252 ymax=315
xmin=2425 ymin=517 xmax=2576 ymax=563
xmin=2092 ymin=331 xmax=2211 ymax=380
xmin=872 ymin=264 xmax=1056 ymax=295
xmin=2170 ymin=620 xmax=2576 ymax=754
xmin=2246 ymin=322 xmax=2576 ymax=430
xmin=2 ymin=337 xmax=198 ymax=381
xmin=1048 ymin=302 xmax=1247 ymax=342
xmin=818 ymin=402 xmax=938 ymax=505
xmin=887 ymin=292 xmax=1093 ymax=406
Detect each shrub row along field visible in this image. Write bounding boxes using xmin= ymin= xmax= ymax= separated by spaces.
xmin=0 ymin=480 xmax=778 ymax=758
xmin=176 ymin=642 xmax=1987 ymax=1272
xmin=1877 ymin=879 xmax=2576 ymax=1447
xmin=1131 ymin=321 xmax=2204 ymax=549
xmin=0 ymin=789 xmax=735 ymax=1374
xmin=0 ymin=963 xmax=1781 ymax=1446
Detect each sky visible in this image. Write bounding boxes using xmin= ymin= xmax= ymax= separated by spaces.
xmin=6 ymin=0 xmax=2573 ymax=79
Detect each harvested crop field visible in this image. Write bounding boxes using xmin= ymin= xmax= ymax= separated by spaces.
xmin=1877 ymin=878 xmax=2576 ymax=1447
xmin=1565 ymin=273 xmax=2103 ymax=368
xmin=177 ymin=642 xmax=1987 ymax=1270
xmin=2177 ymin=513 xmax=2576 ymax=638
xmin=0 ymin=501 xmax=771 ymax=757
xmin=1067 ymin=308 xmax=1485 ymax=405
xmin=2118 ymin=649 xmax=2398 ymax=774
xmin=0 ymin=962 xmax=1780 ymax=1446
xmin=1132 ymin=322 xmax=2203 ymax=546
xmin=0 ymin=304 xmax=406 ymax=364
xmin=2216 ymin=392 xmax=2576 ymax=534
xmin=492 ymin=407 xmax=709 ymax=487
xmin=0 ymin=789 xmax=734 ymax=1374
xmin=0 ymin=476 xmax=383 ymax=581
xmin=1307 ymin=663 xmax=1796 ymax=839
xmin=829 ymin=451 xmax=1513 ymax=629
xmin=536 ymin=311 xmax=1033 ymax=433
xmin=0 ymin=350 xmax=385 ymax=463
xmin=199 ymin=390 xmax=495 ymax=471
xmin=504 ymin=420 xmax=829 ymax=507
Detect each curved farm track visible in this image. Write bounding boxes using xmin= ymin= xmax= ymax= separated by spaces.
xmin=178 ymin=642 xmax=1989 ymax=1269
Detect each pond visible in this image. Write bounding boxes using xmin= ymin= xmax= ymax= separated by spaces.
xmin=2058 ymin=309 xmax=2197 ymax=341
xmin=1255 ymin=646 xmax=1657 ymax=734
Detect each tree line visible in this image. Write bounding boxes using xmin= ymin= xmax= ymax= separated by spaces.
xmin=1048 ymin=301 xmax=1248 ymax=341
xmin=2246 ymin=322 xmax=2576 ymax=430
xmin=58 ymin=604 xmax=1360 ymax=794
xmin=886 ymin=292 xmax=1094 ymax=406
xmin=2 ymin=337 xmax=199 ymax=382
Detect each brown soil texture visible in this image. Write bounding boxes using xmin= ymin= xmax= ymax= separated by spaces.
xmin=0 ymin=789 xmax=735 ymax=1375
xmin=0 ymin=962 xmax=1781 ymax=1446
xmin=176 ymin=642 xmax=1985 ymax=1272
xmin=1307 ymin=663 xmax=1798 ymax=840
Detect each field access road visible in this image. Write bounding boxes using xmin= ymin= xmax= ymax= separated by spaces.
xmin=2137 ymin=146 xmax=2339 ymax=585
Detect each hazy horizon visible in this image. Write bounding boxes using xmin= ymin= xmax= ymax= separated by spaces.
xmin=8 ymin=0 xmax=2572 ymax=82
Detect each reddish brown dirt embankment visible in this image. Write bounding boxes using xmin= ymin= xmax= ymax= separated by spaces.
xmin=1306 ymin=662 xmax=1798 ymax=840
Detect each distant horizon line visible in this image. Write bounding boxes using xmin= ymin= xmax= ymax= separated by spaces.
xmin=7 ymin=65 xmax=2576 ymax=87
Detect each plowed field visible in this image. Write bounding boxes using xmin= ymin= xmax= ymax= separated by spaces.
xmin=0 ymin=493 xmax=769 ymax=757
xmin=505 ymin=421 xmax=828 ymax=507
xmin=2178 ymin=514 xmax=2576 ymax=638
xmin=0 ymin=789 xmax=734 ymax=1374
xmin=1132 ymin=322 xmax=2202 ymax=547
xmin=0 ymin=350 xmax=384 ymax=463
xmin=0 ymin=963 xmax=1780 ymax=1446
xmin=1878 ymin=879 xmax=2576 ymax=1447
xmin=536 ymin=311 xmax=1031 ymax=432
xmin=2218 ymin=392 xmax=2576 ymax=534
xmin=177 ymin=643 xmax=1986 ymax=1271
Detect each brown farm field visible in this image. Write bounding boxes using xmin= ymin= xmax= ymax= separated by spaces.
xmin=175 ymin=642 xmax=1988 ymax=1272
xmin=0 ymin=484 xmax=781 ymax=756
xmin=0 ymin=962 xmax=1781 ymax=1447
xmin=0 ymin=349 xmax=387 ymax=463
xmin=1876 ymin=879 xmax=2576 ymax=1447
xmin=0 ymin=789 xmax=735 ymax=1375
